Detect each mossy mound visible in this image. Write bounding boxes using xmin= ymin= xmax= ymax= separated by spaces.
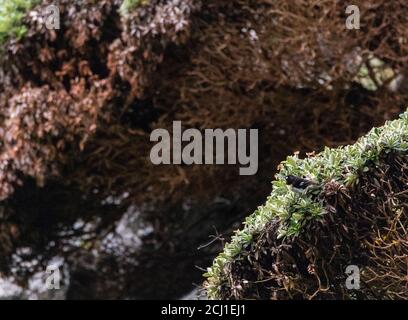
xmin=205 ymin=110 xmax=408 ymax=299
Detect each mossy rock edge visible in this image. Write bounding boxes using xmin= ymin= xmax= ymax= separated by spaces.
xmin=205 ymin=109 xmax=408 ymax=299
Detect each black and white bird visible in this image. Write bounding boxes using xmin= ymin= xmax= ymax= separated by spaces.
xmin=285 ymin=175 xmax=318 ymax=190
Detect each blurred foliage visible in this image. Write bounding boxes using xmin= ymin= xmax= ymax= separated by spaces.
xmin=119 ymin=0 xmax=149 ymax=14
xmin=0 ymin=0 xmax=38 ymax=44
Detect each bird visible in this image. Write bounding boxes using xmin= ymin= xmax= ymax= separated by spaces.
xmin=285 ymin=175 xmax=318 ymax=190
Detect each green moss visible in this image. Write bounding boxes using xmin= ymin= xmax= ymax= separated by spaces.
xmin=0 ymin=0 xmax=151 ymax=45
xmin=205 ymin=109 xmax=408 ymax=299
xmin=0 ymin=0 xmax=39 ymax=45
xmin=119 ymin=0 xmax=150 ymax=15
